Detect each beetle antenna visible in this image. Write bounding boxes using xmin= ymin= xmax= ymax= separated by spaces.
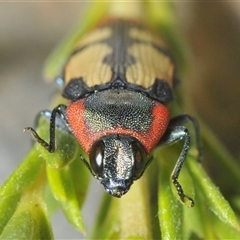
xmin=80 ymin=155 xmax=98 ymax=178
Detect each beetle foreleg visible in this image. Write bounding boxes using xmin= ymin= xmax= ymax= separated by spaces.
xmin=159 ymin=125 xmax=194 ymax=206
xmin=24 ymin=104 xmax=68 ymax=153
xmin=34 ymin=110 xmax=52 ymax=129
xmin=158 ymin=114 xmax=203 ymax=206
xmin=167 ymin=114 xmax=203 ymax=161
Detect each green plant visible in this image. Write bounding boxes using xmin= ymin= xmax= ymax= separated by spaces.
xmin=1 ymin=2 xmax=239 ymax=239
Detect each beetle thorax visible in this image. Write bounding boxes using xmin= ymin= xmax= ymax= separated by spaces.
xmin=66 ymin=89 xmax=170 ymax=154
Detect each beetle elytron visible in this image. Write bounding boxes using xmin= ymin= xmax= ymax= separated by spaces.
xmin=25 ymin=18 xmax=202 ymax=206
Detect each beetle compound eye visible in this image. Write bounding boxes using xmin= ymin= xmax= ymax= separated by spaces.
xmin=132 ymin=141 xmax=147 ymax=178
xmin=90 ymin=140 xmax=105 ymax=177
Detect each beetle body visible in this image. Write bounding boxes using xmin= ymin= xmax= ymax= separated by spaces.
xmin=26 ymin=18 xmax=202 ymax=203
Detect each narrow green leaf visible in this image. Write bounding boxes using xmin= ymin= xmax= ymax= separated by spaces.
xmin=0 ymin=206 xmax=53 ymax=240
xmin=0 ymin=148 xmax=44 ymax=198
xmin=0 ymin=169 xmax=53 ymax=239
xmin=0 ymin=210 xmax=36 ymax=239
xmin=36 ymin=120 xmax=80 ymax=169
xmin=69 ymin=155 xmax=90 ymax=208
xmin=34 ymin=204 xmax=54 ymax=240
xmin=187 ymin=155 xmax=240 ymax=231
xmin=157 ymin=148 xmax=183 ymax=240
xmin=213 ymin=212 xmax=240 ymax=239
xmin=183 ymin=183 xmax=206 ymax=239
xmin=60 ymin=199 xmax=85 ymax=234
xmin=44 ymin=184 xmax=59 ymax=216
xmin=0 ymin=193 xmax=21 ymax=234
xmin=46 ymin=157 xmax=90 ymax=233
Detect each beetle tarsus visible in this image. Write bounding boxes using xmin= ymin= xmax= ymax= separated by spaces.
xmin=24 ymin=126 xmax=52 ymax=152
xmin=172 ymin=177 xmax=194 ymax=207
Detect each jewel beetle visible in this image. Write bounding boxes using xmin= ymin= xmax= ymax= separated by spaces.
xmin=25 ymin=18 xmax=202 ymax=205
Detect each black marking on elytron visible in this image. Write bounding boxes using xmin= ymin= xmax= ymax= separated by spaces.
xmin=146 ymin=78 xmax=173 ymax=102
xmin=62 ymin=78 xmax=91 ymax=100
xmin=63 ymin=77 xmax=173 ymax=103
xmin=62 ymin=20 xmax=175 ymax=102
xmin=84 ymin=89 xmax=153 ymax=133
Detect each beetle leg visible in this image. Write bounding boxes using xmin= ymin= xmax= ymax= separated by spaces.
xmin=34 ymin=110 xmax=51 ymax=128
xmin=34 ymin=109 xmax=71 ymax=134
xmin=158 ymin=125 xmax=193 ymax=206
xmin=167 ymin=114 xmax=203 ymax=161
xmin=157 ymin=114 xmax=202 ymax=207
xmin=24 ymin=104 xmax=68 ymax=153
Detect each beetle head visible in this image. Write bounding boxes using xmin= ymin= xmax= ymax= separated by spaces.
xmin=88 ymin=134 xmax=148 ymax=197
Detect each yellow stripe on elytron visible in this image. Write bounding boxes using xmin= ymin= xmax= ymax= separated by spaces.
xmin=129 ymin=28 xmax=168 ymax=50
xmin=74 ymin=27 xmax=112 ymax=50
xmin=65 ymin=43 xmax=112 ymax=87
xmin=126 ymin=43 xmax=175 ymax=88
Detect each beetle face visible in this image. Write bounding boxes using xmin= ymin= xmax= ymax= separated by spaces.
xmin=89 ymin=135 xmax=146 ymax=197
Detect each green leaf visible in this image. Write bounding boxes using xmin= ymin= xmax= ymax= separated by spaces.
xmin=187 ymin=155 xmax=240 ymax=231
xmin=0 ymin=194 xmax=21 ymax=235
xmin=44 ymin=184 xmax=59 ymax=216
xmin=0 ymin=169 xmax=53 ymax=239
xmin=36 ymin=120 xmax=80 ymax=169
xmin=0 ymin=205 xmax=53 ymax=240
xmin=46 ymin=157 xmax=90 ymax=233
xmin=1 ymin=2 xmax=239 ymax=239
xmin=213 ymin=213 xmax=240 ymax=238
xmin=0 ymin=148 xmax=44 ymax=198
xmin=183 ymin=184 xmax=206 ymax=239
xmin=157 ymin=148 xmax=183 ymax=240
xmin=69 ymin=155 xmax=90 ymax=208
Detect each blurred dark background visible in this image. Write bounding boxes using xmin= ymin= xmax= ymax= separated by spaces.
xmin=0 ymin=2 xmax=240 ymax=239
